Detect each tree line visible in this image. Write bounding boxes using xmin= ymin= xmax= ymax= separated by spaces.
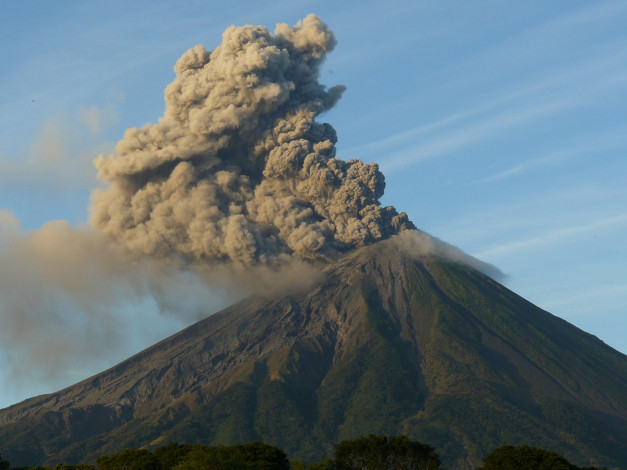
xmin=0 ymin=435 xmax=615 ymax=470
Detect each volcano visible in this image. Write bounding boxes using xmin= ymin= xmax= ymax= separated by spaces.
xmin=1 ymin=233 xmax=626 ymax=469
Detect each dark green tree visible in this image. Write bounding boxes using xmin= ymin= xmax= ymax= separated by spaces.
xmin=289 ymin=459 xmax=306 ymax=470
xmin=304 ymin=460 xmax=335 ymax=470
xmin=171 ymin=445 xmax=248 ymax=470
xmin=171 ymin=442 xmax=290 ymax=470
xmin=333 ymin=435 xmax=440 ymax=470
xmin=153 ymin=442 xmax=196 ymax=469
xmin=95 ymin=448 xmax=159 ymax=470
xmin=226 ymin=442 xmax=290 ymax=470
xmin=0 ymin=453 xmax=9 ymax=470
xmin=478 ymin=445 xmax=577 ymax=470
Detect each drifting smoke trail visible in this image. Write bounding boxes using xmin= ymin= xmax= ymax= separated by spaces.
xmin=0 ymin=211 xmax=236 ymax=406
xmin=90 ymin=15 xmax=414 ymax=267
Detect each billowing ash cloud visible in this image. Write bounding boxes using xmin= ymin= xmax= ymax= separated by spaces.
xmin=90 ymin=14 xmax=414 ymax=267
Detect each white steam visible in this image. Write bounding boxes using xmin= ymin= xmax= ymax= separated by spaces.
xmin=392 ymin=230 xmax=506 ymax=281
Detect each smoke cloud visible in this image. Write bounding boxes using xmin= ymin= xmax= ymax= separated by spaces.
xmin=391 ymin=230 xmax=506 ymax=281
xmin=0 ymin=210 xmax=241 ymax=405
xmin=90 ymin=14 xmax=414 ymax=268
xmin=0 ymin=206 xmax=323 ymax=406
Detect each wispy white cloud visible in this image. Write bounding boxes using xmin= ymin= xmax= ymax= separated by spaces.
xmin=469 ymin=125 xmax=627 ymax=184
xmin=380 ymin=99 xmax=568 ymax=170
xmin=541 ymin=283 xmax=627 ymax=315
xmin=473 ymin=213 xmax=627 ymax=260
xmin=340 ymin=3 xmax=627 ymax=170
xmin=428 ymin=181 xmax=627 ymax=258
xmin=378 ymin=50 xmax=626 ymax=170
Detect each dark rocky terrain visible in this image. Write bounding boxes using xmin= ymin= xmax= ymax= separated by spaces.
xmin=1 ymin=234 xmax=626 ymax=469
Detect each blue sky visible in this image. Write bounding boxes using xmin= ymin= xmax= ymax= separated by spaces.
xmin=0 ymin=1 xmax=625 ymax=408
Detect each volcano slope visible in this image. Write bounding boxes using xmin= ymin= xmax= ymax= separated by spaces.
xmin=1 ymin=234 xmax=626 ymax=469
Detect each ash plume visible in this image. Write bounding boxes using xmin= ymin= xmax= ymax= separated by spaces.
xmin=90 ymin=14 xmax=414 ymax=267
xmin=0 ymin=211 xmax=234 ymax=403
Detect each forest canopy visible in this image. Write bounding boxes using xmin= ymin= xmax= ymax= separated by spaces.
xmin=4 ymin=437 xmax=609 ymax=470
